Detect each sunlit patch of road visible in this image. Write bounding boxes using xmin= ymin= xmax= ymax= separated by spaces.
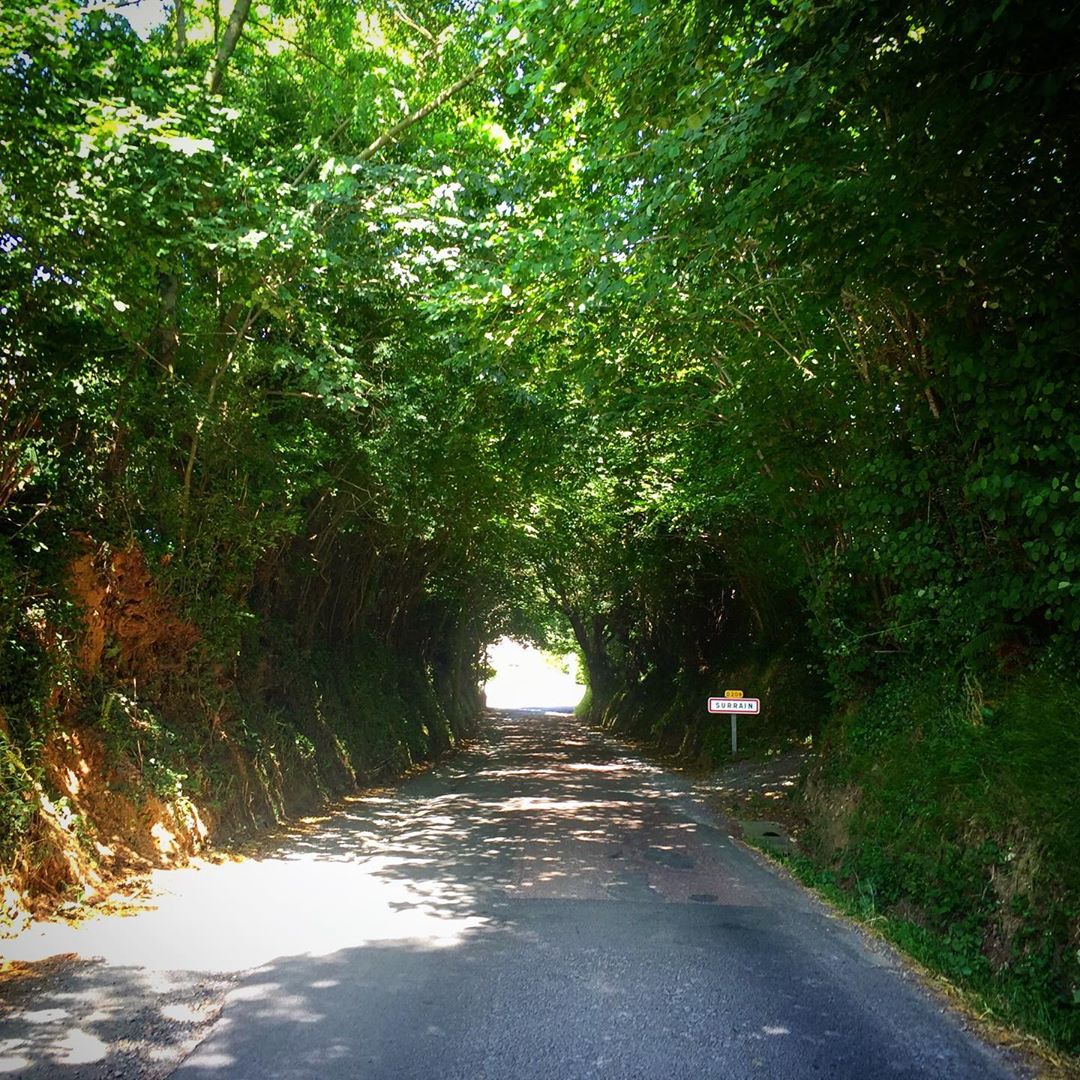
xmin=3 ymin=812 xmax=490 ymax=975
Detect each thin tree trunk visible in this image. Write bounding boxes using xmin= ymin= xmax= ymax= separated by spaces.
xmin=179 ymin=305 xmax=258 ymax=548
xmin=156 ymin=271 xmax=179 ymax=371
xmin=174 ymin=0 xmax=187 ymax=57
xmin=206 ymin=0 xmax=253 ymax=95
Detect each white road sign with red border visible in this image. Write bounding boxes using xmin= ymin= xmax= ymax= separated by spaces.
xmin=707 ymin=697 xmax=760 ymax=713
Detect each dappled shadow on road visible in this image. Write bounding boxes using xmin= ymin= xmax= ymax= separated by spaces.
xmin=1 ymin=709 xmax=715 ymax=1075
xmin=164 ymin=901 xmax=991 ymax=1080
xmin=250 ymin=707 xmax=733 ymax=906
xmin=687 ymin=749 xmax=807 ymax=808
xmin=0 ymin=958 xmax=233 ymax=1077
xmin=168 ymin=908 xmax=813 ymax=1080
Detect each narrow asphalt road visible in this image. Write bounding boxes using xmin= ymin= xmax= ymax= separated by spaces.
xmin=2 ymin=709 xmax=1021 ymax=1078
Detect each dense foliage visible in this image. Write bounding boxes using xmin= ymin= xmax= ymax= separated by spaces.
xmin=1 ymin=0 xmax=1077 ymax=1051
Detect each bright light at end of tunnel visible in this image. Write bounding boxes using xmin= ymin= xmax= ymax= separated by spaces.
xmin=484 ymin=638 xmax=584 ymax=710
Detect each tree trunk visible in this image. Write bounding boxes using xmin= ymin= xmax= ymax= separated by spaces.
xmin=206 ymin=0 xmax=253 ymax=95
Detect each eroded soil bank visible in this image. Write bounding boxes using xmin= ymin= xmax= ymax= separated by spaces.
xmin=1 ymin=539 xmax=481 ymax=932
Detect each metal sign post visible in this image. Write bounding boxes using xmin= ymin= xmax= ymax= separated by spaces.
xmin=706 ymin=693 xmax=761 ymax=755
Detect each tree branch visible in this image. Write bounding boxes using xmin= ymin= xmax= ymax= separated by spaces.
xmin=357 ymin=59 xmax=486 ymax=162
xmin=291 ymin=58 xmax=486 ymax=188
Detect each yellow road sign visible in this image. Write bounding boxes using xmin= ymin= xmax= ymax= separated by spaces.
xmin=724 ymin=690 xmax=743 ymax=699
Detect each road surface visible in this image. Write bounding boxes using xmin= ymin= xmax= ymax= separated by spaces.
xmin=1 ymin=709 xmax=1021 ymax=1078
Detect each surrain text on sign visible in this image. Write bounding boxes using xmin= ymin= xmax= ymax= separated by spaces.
xmin=707 ymin=697 xmax=760 ymax=713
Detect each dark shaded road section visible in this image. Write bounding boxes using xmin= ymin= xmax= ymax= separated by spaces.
xmin=2 ymin=709 xmax=1020 ymax=1078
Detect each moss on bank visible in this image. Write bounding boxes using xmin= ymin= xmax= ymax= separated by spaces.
xmin=798 ymin=662 xmax=1080 ymax=1054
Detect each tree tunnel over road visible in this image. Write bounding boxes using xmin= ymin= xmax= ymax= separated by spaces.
xmin=3 ymin=0 xmax=1078 ymax=1064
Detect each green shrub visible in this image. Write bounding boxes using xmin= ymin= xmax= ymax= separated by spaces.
xmin=805 ymin=663 xmax=1080 ymax=1052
